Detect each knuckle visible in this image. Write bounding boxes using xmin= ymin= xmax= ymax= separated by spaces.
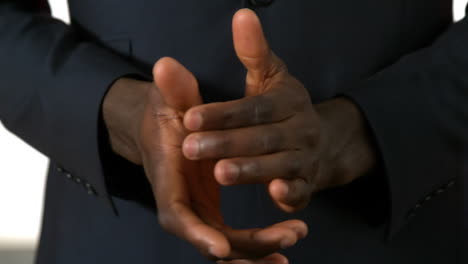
xmin=199 ymin=132 xmax=231 ymax=158
xmin=303 ymin=127 xmax=320 ymax=147
xmin=220 ymin=108 xmax=236 ymax=128
xmin=252 ymin=95 xmax=274 ymax=124
xmin=285 ymin=153 xmax=303 ymax=178
xmin=259 ymin=126 xmax=282 ymax=153
xmin=216 ymin=133 xmax=232 ymax=157
xmin=241 ymin=161 xmax=262 ymax=179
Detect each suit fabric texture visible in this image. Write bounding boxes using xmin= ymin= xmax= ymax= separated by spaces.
xmin=0 ymin=0 xmax=466 ymax=263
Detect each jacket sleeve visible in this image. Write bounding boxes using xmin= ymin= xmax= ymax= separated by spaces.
xmin=0 ymin=1 xmax=145 ymax=211
xmin=343 ymin=10 xmax=468 ymax=237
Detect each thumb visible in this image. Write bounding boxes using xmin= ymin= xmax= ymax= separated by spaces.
xmin=232 ymin=9 xmax=285 ymax=94
xmin=153 ymin=57 xmax=202 ymax=111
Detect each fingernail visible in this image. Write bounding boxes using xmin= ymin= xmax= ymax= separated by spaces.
xmin=183 ymin=137 xmax=199 ymax=159
xmin=224 ymin=163 xmax=239 ymax=184
xmin=280 ymin=238 xmax=295 ymax=249
xmin=189 ymin=112 xmax=203 ymax=130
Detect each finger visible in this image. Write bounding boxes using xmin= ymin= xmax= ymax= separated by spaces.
xmin=269 ymin=178 xmax=314 ymax=213
xmin=185 ymin=8 xmax=307 ymax=132
xmin=221 ymin=220 xmax=307 ymax=260
xmin=272 ymin=219 xmax=309 ymax=240
xmin=149 ymin=159 xmax=230 ymax=258
xmin=153 ymin=57 xmax=202 ymax=111
xmin=182 ymin=122 xmax=298 ymax=160
xmin=214 ymin=151 xmax=305 ymax=186
xmin=217 ymin=253 xmax=289 ymax=264
xmin=184 ymin=87 xmax=301 ymax=131
xmin=151 ymin=59 xmax=229 ymax=257
xmin=144 ymin=149 xmax=231 ymax=259
xmin=232 ymin=8 xmax=286 ymax=95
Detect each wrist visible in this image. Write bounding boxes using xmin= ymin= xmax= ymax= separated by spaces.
xmin=102 ymin=77 xmax=152 ymax=165
xmin=316 ymin=97 xmax=378 ymax=186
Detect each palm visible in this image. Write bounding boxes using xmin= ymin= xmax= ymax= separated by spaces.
xmin=161 ymin=117 xmax=224 ymax=229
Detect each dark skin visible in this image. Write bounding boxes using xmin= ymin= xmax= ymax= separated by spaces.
xmin=103 ymin=8 xmax=377 ymax=264
xmin=183 ymin=9 xmax=377 ymax=213
xmin=103 ymin=60 xmax=307 ymax=264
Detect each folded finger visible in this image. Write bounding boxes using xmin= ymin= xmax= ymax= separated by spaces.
xmin=214 ymin=151 xmax=306 ymax=186
xmin=269 ymin=178 xmax=314 ymax=213
xmin=221 ymin=219 xmax=307 ymax=260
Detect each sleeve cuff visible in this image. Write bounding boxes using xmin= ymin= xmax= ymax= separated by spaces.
xmin=343 ymin=67 xmax=458 ymax=239
xmin=47 ymin=43 xmax=150 ymax=213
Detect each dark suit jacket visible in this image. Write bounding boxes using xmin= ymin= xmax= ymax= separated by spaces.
xmin=0 ymin=0 xmax=466 ymax=263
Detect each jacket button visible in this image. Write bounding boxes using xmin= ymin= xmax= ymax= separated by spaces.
xmin=250 ymin=0 xmax=274 ymax=7
xmin=424 ymin=195 xmax=432 ymax=202
xmin=407 ymin=211 xmax=416 ymax=219
xmin=445 ymin=180 xmax=455 ymax=188
xmin=85 ymin=183 xmax=97 ymax=196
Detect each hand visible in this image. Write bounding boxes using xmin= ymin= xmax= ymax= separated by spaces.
xmin=103 ymin=58 xmax=307 ymax=263
xmin=182 ymin=9 xmax=378 ymax=213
